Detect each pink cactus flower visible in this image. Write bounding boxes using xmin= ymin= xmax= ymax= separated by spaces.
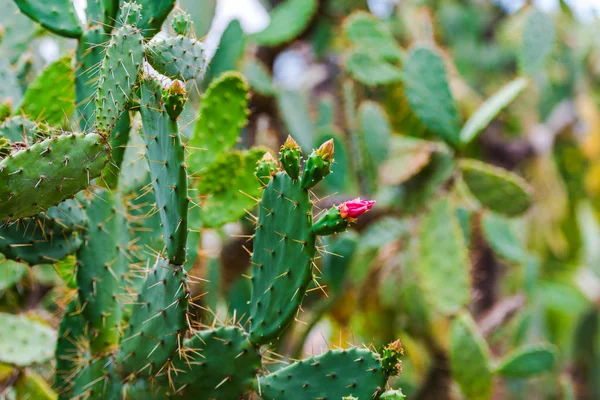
xmin=339 ymin=198 xmax=375 ymax=220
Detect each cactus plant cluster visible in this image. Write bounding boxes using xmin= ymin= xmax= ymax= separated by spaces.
xmin=2 ymin=0 xmax=600 ymax=399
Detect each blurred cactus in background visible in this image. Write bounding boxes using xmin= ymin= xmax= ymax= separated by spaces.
xmin=1 ymin=0 xmax=600 ymax=399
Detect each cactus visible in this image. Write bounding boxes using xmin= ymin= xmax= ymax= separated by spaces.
xmin=252 ymin=0 xmax=318 ymax=46
xmin=0 ymin=312 xmax=57 ymax=366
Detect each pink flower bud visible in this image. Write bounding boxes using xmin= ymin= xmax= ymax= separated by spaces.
xmin=339 ymin=198 xmax=375 ymax=220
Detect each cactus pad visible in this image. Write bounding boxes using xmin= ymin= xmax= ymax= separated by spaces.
xmin=95 ymin=24 xmax=144 ymax=135
xmin=188 ymin=72 xmax=249 ymax=173
xmin=0 ymin=116 xmax=47 ymax=144
xmin=72 ymin=355 xmax=122 ymax=399
xmin=13 ymin=0 xmax=83 ymax=38
xmin=259 ymin=348 xmax=387 ymax=399
xmin=450 ymin=312 xmax=493 ymax=400
xmin=403 ymin=46 xmax=461 ymax=145
xmin=145 ymin=35 xmax=207 ymax=82
xmin=460 ymin=159 xmax=533 ymax=217
xmin=253 ymin=0 xmax=318 ymax=47
xmin=17 ymin=55 xmax=75 ymax=128
xmin=0 ymin=132 xmax=109 ymax=221
xmin=55 ymin=298 xmax=86 ymax=398
xmin=170 ymin=326 xmax=261 ymax=398
xmin=0 ymin=312 xmax=57 ymax=366
xmin=416 ymin=198 xmax=470 ymax=315
xmin=117 ymin=257 xmax=189 ymax=377
xmin=249 ymin=169 xmax=316 ymax=345
xmin=75 ymin=27 xmax=107 ymax=129
xmin=495 ymin=345 xmax=556 ymax=378
xmin=76 ymin=190 xmax=129 ymax=354
xmin=140 ymin=77 xmax=189 ymax=265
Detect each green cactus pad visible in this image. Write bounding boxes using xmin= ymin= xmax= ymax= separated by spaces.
xmin=342 ymin=11 xmax=402 ymax=62
xmin=0 ymin=219 xmax=83 ymax=265
xmin=520 ymin=9 xmax=555 ymax=75
xmin=117 ymin=257 xmax=189 ymax=378
xmin=202 ymin=20 xmax=247 ymax=89
xmin=170 ymin=326 xmax=261 ymax=398
xmin=188 ymin=72 xmax=249 ymax=173
xmin=101 ymin=112 xmax=131 ymax=190
xmin=416 ymin=198 xmax=470 ymax=315
xmin=15 ymin=370 xmax=57 ymax=400
xmin=76 ymin=190 xmax=129 ymax=354
xmin=18 ymin=55 xmax=75 ymax=128
xmin=381 ymin=389 xmax=407 ymax=399
xmin=242 ymin=59 xmax=275 ymax=96
xmin=0 ymin=255 xmax=27 ymax=291
xmin=403 ymin=46 xmax=461 ymax=145
xmin=0 ymin=116 xmax=48 ymax=144
xmin=450 ymin=312 xmax=493 ymax=400
xmin=252 ymin=0 xmax=318 ymax=46
xmin=495 ymin=344 xmax=556 ymax=378
xmin=145 ymin=35 xmax=207 ymax=82
xmin=460 ymin=77 xmax=529 ymax=145
xmin=72 ymin=355 xmax=122 ymax=400
xmin=140 ymin=77 xmax=189 ymax=265
xmin=44 ymin=198 xmax=89 ymax=232
xmin=86 ymin=0 xmax=120 ymax=32
xmin=75 ymin=27 xmax=107 ymax=129
xmin=95 ymin=24 xmax=144 ymax=136
xmin=55 ymin=298 xmax=86 ymax=399
xmin=482 ymin=213 xmax=527 ymax=263
xmin=259 ymin=348 xmax=387 ymax=399
xmin=249 ymin=170 xmax=316 ymax=345
xmin=198 ymin=148 xmax=266 ymax=228
xmin=460 ymin=159 xmax=533 ymax=217
xmin=171 ymin=12 xmax=193 ymax=36
xmin=0 ymin=312 xmax=57 ymax=366
xmin=136 ymin=0 xmax=176 ymax=39
xmin=345 ymin=50 xmax=403 ymax=87
xmin=0 ymin=132 xmax=109 ymax=221
xmin=13 ymin=0 xmax=83 ymax=38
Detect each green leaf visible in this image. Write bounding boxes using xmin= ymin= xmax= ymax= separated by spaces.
xmin=520 ymin=9 xmax=555 ymax=75
xmin=461 ymin=159 xmax=533 ymax=217
xmin=402 ymin=46 xmax=461 ymax=145
xmin=450 ymin=312 xmax=493 ymax=400
xmin=0 ymin=313 xmax=56 ymax=366
xmin=495 ymin=345 xmax=556 ymax=378
xmin=460 ymin=77 xmax=529 ymax=145
xmin=198 ymin=148 xmax=266 ymax=228
xmin=17 ymin=55 xmax=75 ymax=127
xmin=417 ymin=199 xmax=470 ymax=314
xmin=252 ymin=0 xmax=318 ymax=46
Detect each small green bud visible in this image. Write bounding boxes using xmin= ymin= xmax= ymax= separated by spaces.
xmin=172 ymin=12 xmax=193 ymax=36
xmin=280 ymin=135 xmax=302 ymax=179
xmin=255 ymin=151 xmax=279 ymax=185
xmin=163 ymin=80 xmax=187 ymax=120
xmin=381 ymin=339 xmax=403 ymax=377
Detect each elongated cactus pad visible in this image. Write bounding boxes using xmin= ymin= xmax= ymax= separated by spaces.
xmin=403 ymin=46 xmax=461 ymax=145
xmin=117 ymin=257 xmax=189 ymax=378
xmin=140 ymin=77 xmax=189 ymax=265
xmin=76 ymin=190 xmax=129 ymax=354
xmin=145 ymin=35 xmax=207 ymax=81
xmin=136 ymin=0 xmax=176 ymax=39
xmin=169 ymin=326 xmax=261 ymax=398
xmin=0 ymin=132 xmax=109 ymax=221
xmin=13 ymin=0 xmax=83 ymax=38
xmin=0 ymin=312 xmax=57 ymax=366
xmin=450 ymin=312 xmax=493 ymax=400
xmin=259 ymin=348 xmax=387 ymax=399
xmin=95 ymin=23 xmax=144 ymax=135
xmin=75 ymin=27 xmax=107 ymax=129
xmin=249 ymin=169 xmax=316 ymax=345
xmin=416 ymin=198 xmax=470 ymax=315
xmin=55 ymin=298 xmax=86 ymax=399
xmin=460 ymin=159 xmax=533 ymax=217
xmin=72 ymin=355 xmax=122 ymax=400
